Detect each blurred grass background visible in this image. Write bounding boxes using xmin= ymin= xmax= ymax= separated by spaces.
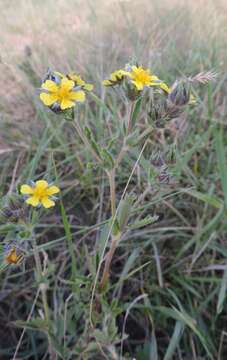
xmin=0 ymin=0 xmax=227 ymax=359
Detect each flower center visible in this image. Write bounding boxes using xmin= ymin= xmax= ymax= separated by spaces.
xmin=58 ymin=86 xmax=70 ymax=100
xmin=33 ymin=187 xmax=47 ymax=199
xmin=133 ymin=69 xmax=150 ymax=84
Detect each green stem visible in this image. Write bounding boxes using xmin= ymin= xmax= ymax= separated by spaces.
xmin=114 ymin=140 xmax=128 ymax=170
xmin=33 ymin=236 xmax=55 ymax=358
xmin=72 ymin=121 xmax=101 ymax=163
xmin=99 ymin=102 xmax=136 ymax=289
xmin=99 ymin=232 xmax=121 ymax=290
xmin=107 ymin=170 xmax=116 ymax=217
xmin=126 ymin=101 xmax=135 ymax=135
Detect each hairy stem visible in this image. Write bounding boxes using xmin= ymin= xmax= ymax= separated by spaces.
xmin=107 ymin=169 xmax=116 ymax=217
xmin=72 ymin=121 xmax=101 ymax=163
xmin=100 ymin=102 xmax=136 ymax=289
xmin=99 ymin=232 xmax=121 ymax=290
xmin=126 ymin=101 xmax=135 ymax=135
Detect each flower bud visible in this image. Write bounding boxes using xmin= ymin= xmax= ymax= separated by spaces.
xmin=168 ymin=80 xmax=190 ymax=106
xmin=124 ymin=82 xmax=141 ymax=101
xmin=0 ymin=194 xmax=28 ymax=223
xmin=2 ymin=243 xmax=25 ymax=265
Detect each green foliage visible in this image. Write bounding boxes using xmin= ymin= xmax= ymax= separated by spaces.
xmin=0 ymin=0 xmax=227 ymax=359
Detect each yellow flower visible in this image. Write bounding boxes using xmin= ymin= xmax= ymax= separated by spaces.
xmin=67 ymin=72 xmax=93 ymax=91
xmin=159 ymin=82 xmax=171 ymax=93
xmin=102 ymin=69 xmax=130 ymax=86
xmin=21 ymin=180 xmax=60 ymax=208
xmin=5 ymin=246 xmax=24 ymax=265
xmin=127 ymin=65 xmax=167 ymax=91
xmin=40 ymin=77 xmax=85 ymax=110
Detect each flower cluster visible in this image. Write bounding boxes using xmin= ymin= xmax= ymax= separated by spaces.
xmin=103 ymin=64 xmax=169 ymax=100
xmin=39 ymin=65 xmax=197 ymax=116
xmin=40 ymin=70 xmax=93 ymax=112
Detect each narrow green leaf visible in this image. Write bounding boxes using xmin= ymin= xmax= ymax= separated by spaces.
xmin=217 ymin=269 xmax=227 ymax=314
xmin=118 ymin=195 xmax=134 ymax=230
xmin=215 ymin=128 xmax=227 ymax=208
xmin=164 ymin=321 xmax=184 ymax=360
xmin=150 ymin=332 xmax=158 ymax=360
xmin=183 ymin=189 xmax=223 ymax=209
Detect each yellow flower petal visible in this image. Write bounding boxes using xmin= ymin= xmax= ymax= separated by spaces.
xmin=61 ymin=78 xmax=75 ymax=92
xmin=35 ymin=180 xmax=49 ymax=190
xmin=46 ymin=185 xmax=60 ymax=195
xmin=69 ymin=90 xmax=85 ymax=102
xmin=68 ymin=72 xmax=84 ymax=85
xmin=132 ymin=81 xmax=143 ymax=90
xmin=150 ymin=75 xmax=159 ymax=82
xmin=102 ymin=79 xmax=112 ymax=86
xmin=160 ymin=83 xmax=170 ymax=93
xmin=40 ymin=93 xmax=58 ymax=106
xmin=41 ymin=197 xmax=55 ymax=208
xmin=131 ymin=65 xmax=139 ymax=73
xmin=26 ymin=196 xmax=40 ymax=207
xmin=20 ymin=184 xmax=34 ymax=194
xmin=149 ymin=82 xmax=163 ymax=87
xmin=119 ymin=70 xmax=131 ymax=76
xmin=60 ymin=99 xmax=75 ymax=110
xmin=41 ymin=80 xmax=58 ymax=92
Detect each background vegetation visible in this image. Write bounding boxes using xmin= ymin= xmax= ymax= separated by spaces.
xmin=0 ymin=0 xmax=227 ymax=359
